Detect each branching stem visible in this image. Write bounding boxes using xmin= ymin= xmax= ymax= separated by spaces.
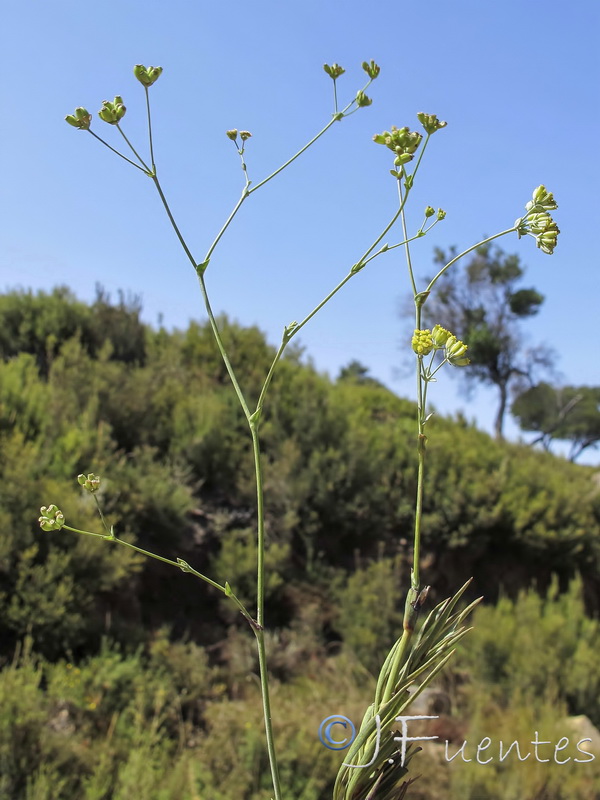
xmin=426 ymin=228 xmax=517 ymax=292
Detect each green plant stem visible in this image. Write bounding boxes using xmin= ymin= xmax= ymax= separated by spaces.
xmin=384 ymin=230 xmax=506 ymax=706
xmin=358 ymin=201 xmax=404 ymax=265
xmin=412 ymin=431 xmax=426 ymax=592
xmin=426 ymin=227 xmax=517 ymax=292
xmin=124 ymin=92 xmax=382 ymax=800
xmin=399 ymin=181 xmax=417 ymax=297
xmin=381 ymin=201 xmax=427 ymax=706
xmin=150 ymin=175 xmax=253 ymax=421
xmin=358 ymin=226 xmax=437 ymax=268
xmin=249 ymin=116 xmax=341 ymax=193
xmin=409 ymin=132 xmax=431 ymax=182
xmin=64 ymin=525 xmax=221 ymax=593
xmin=300 ymin=197 xmax=420 ymax=332
xmin=150 ymin=117 xmax=441 ymax=797
xmin=380 ymin=191 xmax=501 ymax=712
xmin=203 ymin=189 xmax=249 ymax=264
xmin=87 ymin=130 xmax=149 ymax=173
xmin=353 ymin=140 xmax=429 ymax=270
xmin=116 ymin=124 xmax=152 ymax=173
xmin=250 ymin=426 xmax=266 ymax=629
xmin=151 ymin=176 xmax=198 ymax=268
xmin=150 ymin=167 xmax=282 ymax=798
xmin=427 ymin=356 xmax=448 ymax=382
xmin=248 ymin=82 xmax=369 ymax=194
xmin=198 ymin=272 xmax=253 ymax=421
xmin=255 ymin=339 xmax=287 ymax=416
xmin=202 ymin=92 xmax=366 ymax=265
xmin=412 ymin=293 xmax=426 ymax=583
xmin=93 ymin=494 xmax=111 ymax=535
xmin=255 ymin=629 xmax=282 ymax=798
xmin=256 ymin=205 xmax=426 ymax=420
xmin=237 ymin=145 xmax=250 ymax=187
xmin=250 ymin=423 xmax=283 ymax=800
xmin=257 ymin=260 xmax=381 ymax=411
xmin=64 ymin=523 xmax=256 ymax=626
xmin=144 ymin=86 xmax=156 ymax=171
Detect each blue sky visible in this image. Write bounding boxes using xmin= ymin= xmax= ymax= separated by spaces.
xmin=2 ymin=0 xmax=599 ymax=459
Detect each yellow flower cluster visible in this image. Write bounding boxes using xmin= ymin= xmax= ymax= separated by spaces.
xmin=412 ymin=325 xmax=470 ymax=367
xmin=412 ymin=329 xmax=434 ymax=355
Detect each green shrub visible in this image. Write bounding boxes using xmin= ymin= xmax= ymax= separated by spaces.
xmin=333 ymin=555 xmax=403 ymax=672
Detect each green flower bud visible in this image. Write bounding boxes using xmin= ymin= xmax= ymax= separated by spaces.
xmin=394 ymin=152 xmax=414 ymax=166
xmin=284 ymin=320 xmax=298 ymax=340
xmin=412 ymin=329 xmax=434 ymax=356
xmin=395 ymin=127 xmax=422 ymax=154
xmin=424 ymin=206 xmax=435 ymax=218
xmin=323 ymin=63 xmax=345 ymax=79
xmin=536 ymin=224 xmax=560 ymax=255
xmin=374 ymin=126 xmax=423 ymax=171
xmin=239 ymin=131 xmax=252 ymax=141
xmin=98 ymin=96 xmax=127 ymax=125
xmin=431 ymin=324 xmax=451 ymax=348
xmin=39 ymin=504 xmax=65 ymax=532
xmin=65 ymin=107 xmax=92 ymax=130
xmin=445 ymin=335 xmax=470 ymax=366
xmin=361 ymin=60 xmax=380 ymax=79
xmin=226 ymin=129 xmax=238 ymax=141
xmin=133 ymin=64 xmax=163 ymax=87
xmin=437 ymin=208 xmax=446 ymax=221
xmin=525 ymin=184 xmax=557 ymax=213
xmin=524 ymin=212 xmax=545 ymax=234
xmin=372 ymin=132 xmax=390 ymax=146
xmin=356 ymin=90 xmax=372 ymax=107
xmin=417 ymin=112 xmax=448 ymax=134
xmin=517 ymin=209 xmax=560 ymax=254
xmin=77 ymin=472 xmax=101 ymax=493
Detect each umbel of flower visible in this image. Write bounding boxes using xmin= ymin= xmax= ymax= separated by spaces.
xmin=373 ymin=126 xmax=423 ymax=166
xmin=417 ymin=112 xmax=448 ymax=135
xmin=356 ymin=90 xmax=372 ymax=108
xmin=516 ymin=185 xmax=560 ymax=255
xmin=78 ymin=473 xmax=101 ymax=493
xmin=525 ymin=184 xmax=557 ymax=213
xmin=65 ymin=107 xmax=92 ymax=130
xmin=362 ymin=60 xmax=381 ymax=79
xmin=431 ymin=324 xmax=451 ymax=348
xmin=445 ymin=335 xmax=470 ymax=367
xmin=98 ymin=96 xmax=126 ymax=125
xmin=412 ymin=329 xmax=434 ymax=356
xmin=536 ymin=221 xmax=560 ymax=255
xmin=323 ymin=63 xmax=345 ymax=79
xmin=133 ymin=64 xmax=163 ymax=87
xmin=526 ymin=213 xmax=557 ymax=235
xmin=39 ymin=504 xmax=65 ymax=532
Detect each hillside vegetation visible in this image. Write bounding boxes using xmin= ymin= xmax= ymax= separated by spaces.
xmin=1 ymin=287 xmax=599 ymax=799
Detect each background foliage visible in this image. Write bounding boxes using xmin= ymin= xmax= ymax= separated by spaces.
xmin=1 ymin=288 xmax=599 ymax=799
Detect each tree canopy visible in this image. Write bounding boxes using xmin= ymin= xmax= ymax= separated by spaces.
xmin=512 ymin=382 xmax=600 ymax=461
